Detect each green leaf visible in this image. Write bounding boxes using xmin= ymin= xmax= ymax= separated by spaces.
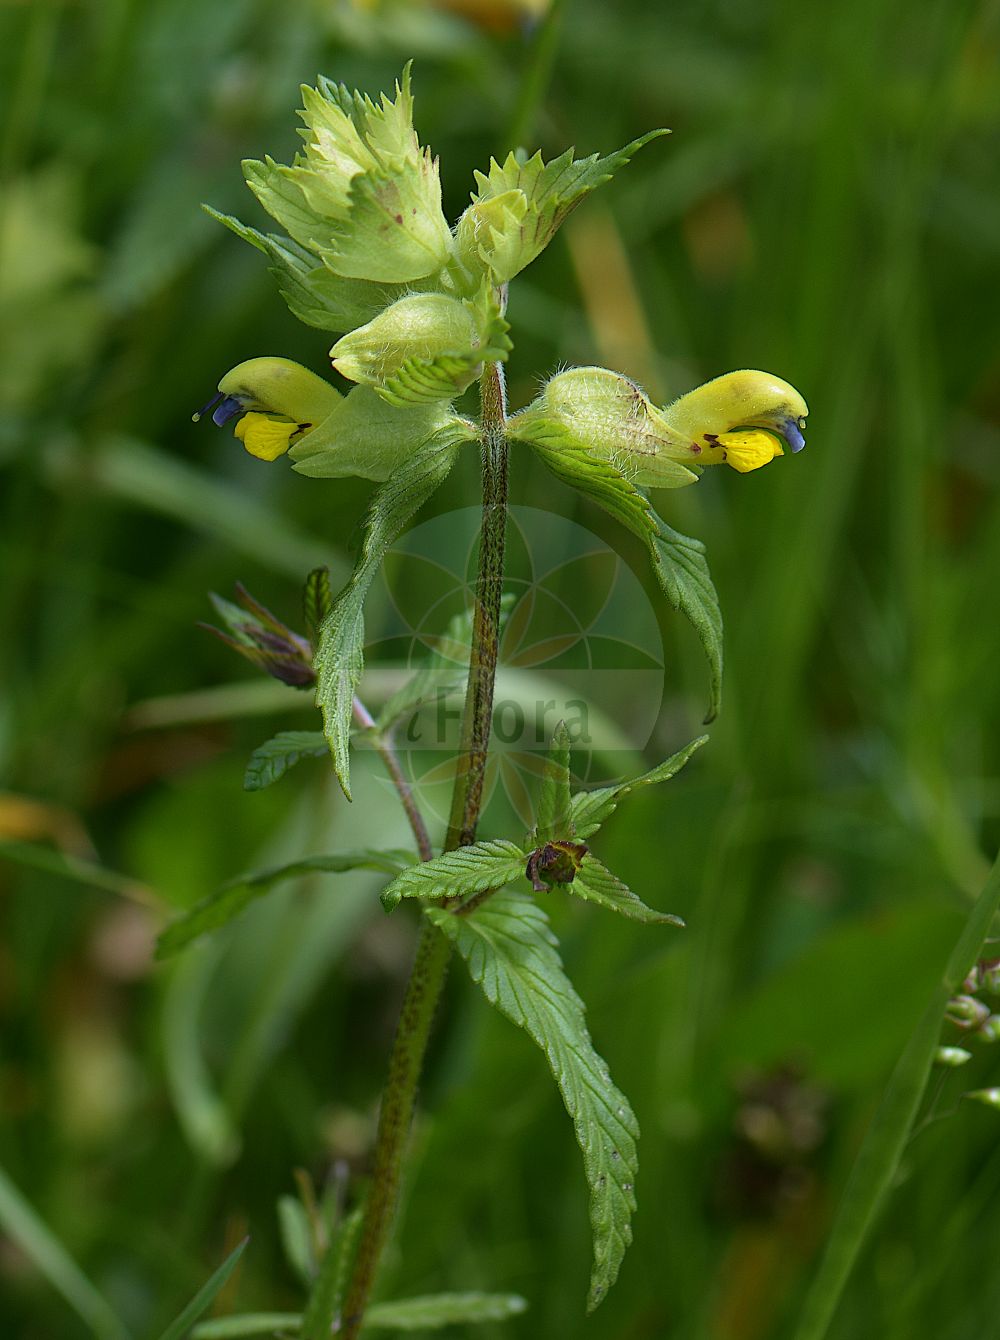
xmin=381 ymin=840 xmax=526 ymax=912
xmin=290 ymin=389 xmax=469 ymax=483
xmin=571 ymin=736 xmax=708 ymax=838
xmin=192 ymin=1292 xmax=527 ymax=1337
xmin=366 ymin=1292 xmax=529 ymax=1329
xmin=522 ymin=431 xmax=722 ymax=720
xmin=461 ymin=130 xmax=668 ymax=283
xmin=156 ymin=1239 xmax=248 ymax=1340
xmin=792 ymin=851 xmax=1000 ymax=1340
xmin=243 ymin=731 xmax=328 ymax=791
xmin=156 ymin=851 xmax=414 ymax=958
xmin=533 ymin=720 xmax=573 ymax=843
xmin=242 ymin=156 xmax=342 ymax=255
xmin=300 ymin=1205 xmax=363 ymax=1340
xmin=570 ymin=856 xmax=684 ymax=926
xmin=654 ymin=521 xmax=723 ymax=723
xmin=193 ymin=1318 xmax=301 ymax=1339
xmin=428 ymin=891 xmax=639 ymax=1310
xmin=303 ymin=567 xmax=332 ymax=651
xmin=204 ymin=207 xmax=405 ymax=333
xmin=313 ymin=436 xmax=460 ymax=797
xmin=0 ymin=1164 xmax=131 ymax=1340
xmin=277 ymin=1196 xmax=316 ymax=1287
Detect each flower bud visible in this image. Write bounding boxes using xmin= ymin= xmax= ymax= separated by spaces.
xmin=934 ymin=1046 xmax=972 ymax=1067
xmin=945 ymin=994 xmax=992 ymax=1030
xmin=963 ymin=1087 xmax=1000 ymax=1110
xmin=330 ymin=293 xmax=495 ymax=406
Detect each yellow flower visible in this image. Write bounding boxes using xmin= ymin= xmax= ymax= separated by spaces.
xmin=661 ymin=369 xmax=807 ymax=474
xmin=193 ymin=357 xmax=341 ymax=461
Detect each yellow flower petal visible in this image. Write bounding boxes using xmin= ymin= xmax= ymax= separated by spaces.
xmin=234 ymin=413 xmax=299 ymax=461
xmin=715 ymin=429 xmax=782 ymax=473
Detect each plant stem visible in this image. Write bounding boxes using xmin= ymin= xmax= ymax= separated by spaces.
xmin=446 ymin=361 xmax=509 ymax=850
xmin=339 ymin=363 xmax=509 ymax=1338
xmin=352 ymin=697 xmax=433 ymax=863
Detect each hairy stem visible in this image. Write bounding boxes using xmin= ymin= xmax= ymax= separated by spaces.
xmin=352 ymin=697 xmax=433 ymax=863
xmin=339 ymin=363 xmax=509 ymax=1337
xmin=446 ymin=361 xmax=509 ymax=849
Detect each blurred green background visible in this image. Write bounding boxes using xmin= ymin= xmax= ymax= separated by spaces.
xmin=2 ymin=0 xmax=1000 ymax=1336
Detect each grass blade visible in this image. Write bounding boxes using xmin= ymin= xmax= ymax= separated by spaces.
xmin=793 ymin=850 xmax=1000 ymax=1340
xmin=157 ymin=1239 xmax=248 ymax=1340
xmin=0 ymin=1164 xmax=131 ymax=1340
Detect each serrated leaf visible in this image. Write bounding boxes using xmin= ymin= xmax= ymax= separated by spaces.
xmin=428 ymin=891 xmax=639 ymax=1310
xmin=654 ymin=521 xmax=722 ymax=721
xmin=243 ymin=157 xmax=341 ymax=255
xmin=314 ymin=437 xmax=460 ymax=797
xmin=366 ymin=1292 xmax=529 ymax=1329
xmin=525 ymin=433 xmax=722 ymax=721
xmin=243 ymin=731 xmax=328 ymax=791
xmin=381 ymin=840 xmax=526 ymax=911
xmin=204 ymin=207 xmax=404 ymax=334
xmin=533 ymin=721 xmax=573 ymax=843
xmin=570 ymin=856 xmax=684 ymax=926
xmin=156 ymin=851 xmax=414 ymax=958
xmin=303 ymin=568 xmax=332 ymax=651
xmin=462 ymin=130 xmax=667 ymax=282
xmin=300 ymin=1206 xmax=363 ymax=1340
xmin=156 ymin=1239 xmax=248 ymax=1340
xmin=571 ymin=736 xmax=708 ymax=838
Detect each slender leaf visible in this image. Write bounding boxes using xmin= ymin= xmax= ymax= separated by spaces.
xmin=569 ymin=856 xmax=684 ymax=926
xmin=793 ymin=849 xmax=1000 ymax=1340
xmin=277 ymin=1196 xmax=316 ymax=1287
xmin=300 ymin=1206 xmax=363 ymax=1340
xmin=533 ymin=720 xmax=573 ymax=843
xmin=162 ymin=944 xmax=241 ymax=1166
xmin=0 ymin=1165 xmax=131 ymax=1340
xmin=525 ymin=434 xmax=722 ymax=721
xmin=366 ymin=1292 xmax=529 ymax=1329
xmin=193 ymin=1317 xmax=301 ymax=1339
xmin=193 ymin=1292 xmax=527 ymax=1337
xmin=157 ymin=851 xmax=415 ymax=958
xmin=157 ymin=1239 xmax=248 ymax=1340
xmin=571 ymin=735 xmax=708 ymax=838
xmin=428 ymin=891 xmax=639 ymax=1310
xmin=381 ymin=841 xmax=526 ymax=911
xmin=314 ymin=437 xmax=460 ymax=799
xmin=243 ymin=731 xmax=328 ymax=791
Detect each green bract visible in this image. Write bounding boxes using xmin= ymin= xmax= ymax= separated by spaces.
xmin=509 ymin=366 xmax=701 ymax=489
xmin=245 ymin=67 xmax=451 ymax=284
xmin=330 ymin=289 xmax=510 ymax=406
